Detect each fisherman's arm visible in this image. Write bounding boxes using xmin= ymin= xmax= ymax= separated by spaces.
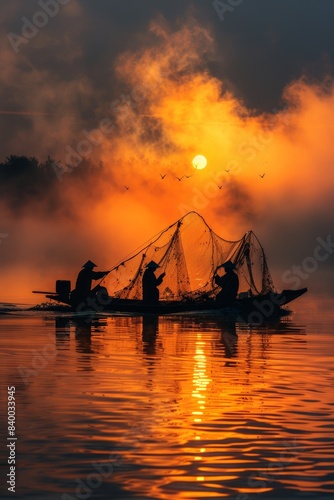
xmin=91 ymin=271 xmax=109 ymax=280
xmin=214 ymin=275 xmax=223 ymax=286
xmin=156 ymin=272 xmax=165 ymax=286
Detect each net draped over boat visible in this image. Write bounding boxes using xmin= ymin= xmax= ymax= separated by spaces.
xmin=103 ymin=212 xmax=276 ymax=302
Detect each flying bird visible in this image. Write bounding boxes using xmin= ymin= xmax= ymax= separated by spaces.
xmin=225 ymin=169 xmax=230 ymax=173
xmin=124 ymin=185 xmax=130 ymax=190
xmin=176 ymin=175 xmax=191 ymax=181
xmin=259 ymin=173 xmax=266 ymax=178
xmin=217 ymin=185 xmax=223 ymax=190
xmin=160 ymin=173 xmax=167 ymax=179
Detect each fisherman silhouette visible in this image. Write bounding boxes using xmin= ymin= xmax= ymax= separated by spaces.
xmin=142 ymin=261 xmax=165 ymax=304
xmin=214 ymin=260 xmax=239 ymax=307
xmin=70 ymin=260 xmax=109 ymax=309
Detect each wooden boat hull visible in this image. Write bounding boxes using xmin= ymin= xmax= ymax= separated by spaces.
xmin=106 ymin=288 xmax=307 ymax=315
xmin=41 ymin=287 xmax=307 ymax=318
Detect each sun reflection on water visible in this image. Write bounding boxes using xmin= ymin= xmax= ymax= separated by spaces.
xmin=192 ymin=333 xmax=211 ymax=481
xmin=2 ymin=309 xmax=333 ymax=499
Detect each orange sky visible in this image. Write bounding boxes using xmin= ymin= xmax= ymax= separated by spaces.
xmin=98 ymin=22 xmax=334 ymax=229
xmin=1 ymin=21 xmax=334 ymax=304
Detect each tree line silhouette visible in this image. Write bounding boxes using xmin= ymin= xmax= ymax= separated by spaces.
xmin=0 ymin=155 xmax=105 ymax=216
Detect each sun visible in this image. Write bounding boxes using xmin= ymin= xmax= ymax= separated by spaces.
xmin=192 ymin=155 xmax=207 ymax=170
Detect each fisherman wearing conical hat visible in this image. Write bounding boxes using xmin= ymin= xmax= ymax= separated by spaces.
xmin=142 ymin=261 xmax=166 ymax=304
xmin=214 ymin=260 xmax=239 ymax=307
xmin=71 ymin=260 xmax=109 ymax=308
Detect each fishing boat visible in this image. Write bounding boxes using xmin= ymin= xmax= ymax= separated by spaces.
xmin=33 ymin=211 xmax=307 ymax=319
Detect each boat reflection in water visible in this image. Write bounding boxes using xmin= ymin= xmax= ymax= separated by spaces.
xmin=219 ymin=321 xmax=238 ymax=359
xmin=141 ymin=315 xmax=159 ymax=355
xmin=27 ymin=311 xmax=326 ymax=500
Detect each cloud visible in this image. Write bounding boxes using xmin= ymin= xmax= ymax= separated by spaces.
xmin=1 ymin=11 xmax=334 ymax=302
xmin=94 ymin=20 xmax=334 ymax=295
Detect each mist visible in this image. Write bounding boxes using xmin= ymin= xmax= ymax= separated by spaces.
xmin=1 ymin=8 xmax=334 ymax=303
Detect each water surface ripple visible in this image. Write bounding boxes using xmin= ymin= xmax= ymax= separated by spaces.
xmin=0 ymin=299 xmax=333 ymax=499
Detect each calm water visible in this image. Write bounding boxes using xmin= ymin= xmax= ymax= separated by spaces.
xmin=0 ymin=296 xmax=333 ymax=500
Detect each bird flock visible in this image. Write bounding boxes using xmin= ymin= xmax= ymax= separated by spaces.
xmin=123 ymin=164 xmax=267 ymax=191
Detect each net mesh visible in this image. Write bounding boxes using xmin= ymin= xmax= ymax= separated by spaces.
xmin=103 ymin=211 xmax=276 ymax=301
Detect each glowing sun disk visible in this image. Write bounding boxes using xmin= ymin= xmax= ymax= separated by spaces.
xmin=192 ymin=155 xmax=207 ymax=170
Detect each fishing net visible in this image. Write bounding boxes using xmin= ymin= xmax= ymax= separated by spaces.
xmin=103 ymin=211 xmax=276 ymax=301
